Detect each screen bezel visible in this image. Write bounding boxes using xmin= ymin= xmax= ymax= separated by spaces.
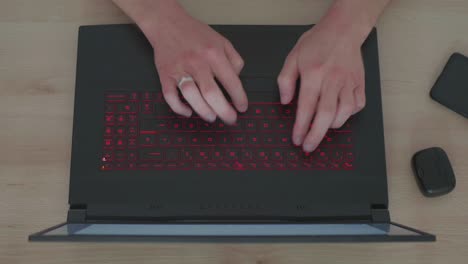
xmin=29 ymin=222 xmax=435 ymax=242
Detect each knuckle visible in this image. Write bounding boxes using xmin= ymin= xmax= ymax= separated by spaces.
xmin=342 ymin=103 xmax=355 ymax=116
xmin=330 ymin=122 xmax=341 ymax=129
xmin=179 ymin=83 xmax=194 ymax=93
xmin=200 ymin=87 xmax=217 ymax=102
xmin=277 ymin=74 xmax=292 ymax=87
xmin=236 ymin=57 xmax=245 ymax=69
xmin=180 ymin=51 xmax=199 ymax=65
xmin=202 ymin=46 xmax=221 ymax=61
xmin=319 ymin=105 xmax=336 ymax=118
xmin=356 ymin=93 xmax=366 ymax=109
xmin=301 ymin=63 xmax=324 ymax=75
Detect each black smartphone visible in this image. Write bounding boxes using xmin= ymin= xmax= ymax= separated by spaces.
xmin=430 ymin=53 xmax=468 ymax=118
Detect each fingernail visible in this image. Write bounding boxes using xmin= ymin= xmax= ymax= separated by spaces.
xmin=238 ymin=103 xmax=248 ymax=113
xmin=303 ymin=144 xmax=315 ymax=153
xmin=207 ymin=113 xmax=216 ymax=122
xmin=280 ymin=96 xmax=287 ymax=105
xmin=293 ymin=136 xmax=302 ymax=145
xmin=183 ymin=111 xmax=193 ymax=118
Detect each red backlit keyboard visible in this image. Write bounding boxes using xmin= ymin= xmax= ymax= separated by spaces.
xmin=101 ymin=91 xmax=355 ymax=171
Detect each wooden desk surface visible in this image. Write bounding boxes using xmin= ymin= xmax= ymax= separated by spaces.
xmin=1 ymin=0 xmax=467 ymax=263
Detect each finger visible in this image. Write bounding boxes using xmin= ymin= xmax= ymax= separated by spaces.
xmin=160 ymin=75 xmax=192 ymax=117
xmin=353 ymin=67 xmax=366 ymax=114
xmin=331 ymin=85 xmax=355 ymax=128
xmin=278 ymin=51 xmax=299 ymax=104
xmin=178 ymin=77 xmax=217 ymax=122
xmin=302 ymin=82 xmax=340 ymax=152
xmin=193 ymin=66 xmax=238 ymax=125
xmin=211 ymin=56 xmax=248 ymax=112
xmin=224 ymin=41 xmax=244 ymax=75
xmin=353 ymin=85 xmax=366 ymax=114
xmin=291 ymin=74 xmax=322 ymax=146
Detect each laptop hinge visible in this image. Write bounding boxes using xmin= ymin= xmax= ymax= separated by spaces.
xmin=371 ymin=207 xmax=390 ymax=223
xmin=67 ymin=207 xmax=87 ymax=223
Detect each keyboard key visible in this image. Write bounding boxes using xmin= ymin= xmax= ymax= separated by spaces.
xmin=184 ymin=120 xmax=198 ymax=130
xmin=257 ymin=150 xmax=270 ymax=160
xmin=279 ymin=134 xmax=291 ymax=145
xmin=189 ymin=135 xmax=200 ymax=144
xmin=281 ymin=105 xmax=295 ymax=117
xmin=105 ymin=114 xmax=114 ymax=123
xmin=128 ymin=114 xmax=137 ymax=123
xmin=250 ymin=106 xmax=264 ymax=116
xmin=139 ymin=135 xmax=154 ymax=145
xmin=116 ymin=126 xmax=125 ymax=136
xmin=166 ymin=149 xmax=179 ymax=160
xmin=344 ymin=152 xmax=354 ymax=162
xmin=287 ymin=150 xmax=299 ymax=161
xmin=142 ymin=102 xmax=153 ymax=113
xmin=128 ymin=126 xmax=138 ymax=137
xmin=226 ymin=149 xmax=240 ymax=160
xmin=102 ymin=151 xmax=112 ymax=162
xmin=116 ymin=114 xmax=126 ymax=123
xmin=271 ymin=149 xmax=284 ymax=161
xmin=115 ymin=151 xmax=126 ymax=161
xmin=213 ymin=151 xmax=223 ymax=160
xmin=128 ymin=151 xmax=137 ymax=161
xmin=233 ymin=134 xmax=246 ymax=145
xmin=142 ymin=150 xmax=163 ymax=160
xmin=259 ymin=120 xmax=272 ymax=130
xmin=117 ymin=103 xmax=137 ymax=113
xmin=174 ymin=135 xmax=186 ymax=144
xmin=104 ymin=126 xmax=113 ymax=136
xmin=276 ymin=120 xmax=291 ymax=130
xmin=182 ymin=150 xmax=194 ymax=160
xmin=263 ymin=134 xmax=275 ymax=145
xmin=142 ymin=91 xmax=153 ymax=100
xmin=196 ymin=149 xmax=210 ymax=160
xmin=158 ymin=135 xmax=170 ymax=145
xmin=218 ymin=135 xmax=232 ymax=145
xmin=200 ymin=121 xmax=215 ymax=130
xmin=128 ymin=138 xmax=137 ymax=148
xmin=241 ymin=150 xmax=253 ymax=160
xmin=116 ymin=138 xmax=126 ymax=147
xmin=101 ymin=163 xmax=113 ymax=170
xmin=248 ymin=135 xmax=260 ymax=145
xmin=129 ymin=92 xmax=138 ymax=100
xmin=104 ymin=139 xmax=112 ymax=147
xmin=243 ymin=120 xmax=256 ymax=130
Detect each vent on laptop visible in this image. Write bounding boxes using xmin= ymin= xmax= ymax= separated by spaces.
xmin=199 ymin=203 xmax=264 ymax=210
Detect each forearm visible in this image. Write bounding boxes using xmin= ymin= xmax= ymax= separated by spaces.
xmin=112 ymin=0 xmax=185 ymax=44
xmin=320 ymin=0 xmax=391 ymax=44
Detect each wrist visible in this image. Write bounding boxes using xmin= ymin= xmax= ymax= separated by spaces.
xmin=319 ymin=1 xmax=378 ymax=46
xmin=126 ymin=0 xmax=185 ymax=46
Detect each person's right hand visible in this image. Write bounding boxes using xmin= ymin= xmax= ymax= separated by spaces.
xmin=144 ymin=3 xmax=247 ymax=124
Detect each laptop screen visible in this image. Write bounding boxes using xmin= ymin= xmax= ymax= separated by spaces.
xmin=30 ymin=222 xmax=433 ymax=242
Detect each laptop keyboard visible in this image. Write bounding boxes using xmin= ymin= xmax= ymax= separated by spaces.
xmin=101 ymin=91 xmax=355 ymax=171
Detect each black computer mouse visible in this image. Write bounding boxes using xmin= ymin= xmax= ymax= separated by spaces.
xmin=412 ymin=147 xmax=456 ymax=197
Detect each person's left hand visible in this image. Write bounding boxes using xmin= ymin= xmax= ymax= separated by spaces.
xmin=277 ymin=23 xmax=366 ymax=152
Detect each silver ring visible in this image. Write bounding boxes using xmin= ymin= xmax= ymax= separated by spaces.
xmin=177 ymin=76 xmax=194 ymax=89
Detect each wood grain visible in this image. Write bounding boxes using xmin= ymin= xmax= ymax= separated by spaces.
xmin=1 ymin=0 xmax=467 ymax=263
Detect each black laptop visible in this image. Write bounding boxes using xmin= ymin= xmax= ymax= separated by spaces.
xmin=29 ymin=24 xmax=435 ymax=242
